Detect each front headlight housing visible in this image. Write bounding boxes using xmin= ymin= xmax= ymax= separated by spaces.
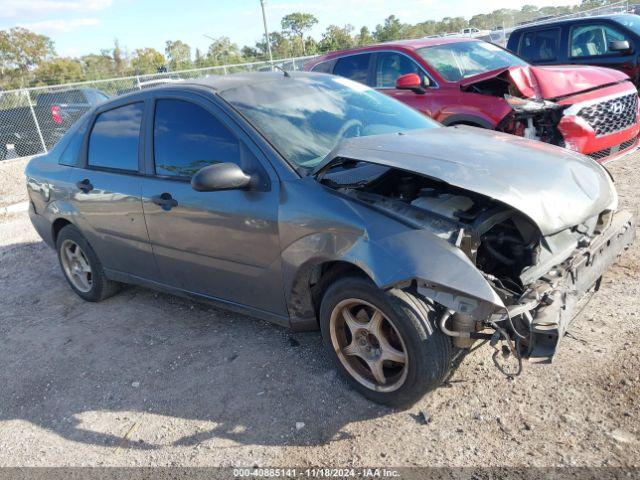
xmin=504 ymin=94 xmax=560 ymax=113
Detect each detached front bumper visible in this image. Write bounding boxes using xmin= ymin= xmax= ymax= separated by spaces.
xmin=514 ymin=210 xmax=636 ymax=361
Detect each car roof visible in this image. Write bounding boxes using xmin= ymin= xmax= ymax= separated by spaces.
xmin=106 ymin=71 xmax=332 ymax=102
xmin=511 ymin=13 xmax=634 ymax=32
xmin=311 ymin=37 xmax=481 ymax=60
xmin=180 ymin=70 xmax=326 ymax=93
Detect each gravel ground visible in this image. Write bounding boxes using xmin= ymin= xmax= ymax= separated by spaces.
xmin=0 ymin=153 xmax=639 ymax=468
xmin=0 ymin=157 xmax=30 ymax=208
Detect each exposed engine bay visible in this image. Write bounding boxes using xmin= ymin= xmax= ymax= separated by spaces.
xmin=461 ymin=73 xmax=566 ymax=146
xmin=321 ymin=161 xmax=635 ymax=371
xmin=323 ymin=162 xmax=541 ymax=293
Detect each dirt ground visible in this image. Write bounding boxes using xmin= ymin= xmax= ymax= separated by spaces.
xmin=0 ymin=153 xmax=639 ymax=468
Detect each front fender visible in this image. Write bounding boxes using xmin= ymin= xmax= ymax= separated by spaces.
xmin=282 ymin=226 xmax=504 ymax=328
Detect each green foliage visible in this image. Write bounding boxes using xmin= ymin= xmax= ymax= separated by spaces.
xmin=281 ymin=12 xmax=319 ymax=55
xmin=0 ymin=27 xmax=55 ymax=87
xmin=319 ymin=25 xmax=355 ymax=52
xmin=165 ymin=40 xmax=192 ymax=71
xmin=356 ymin=26 xmax=374 ymax=46
xmin=206 ymin=36 xmax=243 ymax=66
xmin=374 ymin=15 xmax=407 ymax=42
xmin=131 ymin=48 xmax=166 ymax=74
xmin=32 ymin=58 xmax=84 ymax=86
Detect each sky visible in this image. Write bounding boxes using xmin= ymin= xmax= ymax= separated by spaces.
xmin=0 ymin=0 xmax=576 ymax=58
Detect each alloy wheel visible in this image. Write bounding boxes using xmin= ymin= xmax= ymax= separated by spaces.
xmin=60 ymin=239 xmax=93 ymax=293
xmin=329 ymin=298 xmax=408 ymax=392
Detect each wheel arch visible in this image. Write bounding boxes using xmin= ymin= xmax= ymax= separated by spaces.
xmin=52 ymin=217 xmax=73 ymax=244
xmin=288 ymin=258 xmax=374 ymax=331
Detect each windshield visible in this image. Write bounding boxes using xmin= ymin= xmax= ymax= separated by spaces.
xmin=220 ymin=74 xmax=439 ymax=171
xmin=613 ymin=14 xmax=640 ymax=36
xmin=417 ymin=41 xmax=528 ymax=82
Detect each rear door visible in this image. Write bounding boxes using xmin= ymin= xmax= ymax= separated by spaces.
xmin=67 ymin=98 xmax=158 ymax=280
xmin=139 ymin=92 xmax=287 ymax=318
xmin=332 ymin=53 xmax=374 ymax=86
xmin=567 ymin=22 xmax=635 ymax=77
xmin=516 ymin=27 xmax=562 ymax=65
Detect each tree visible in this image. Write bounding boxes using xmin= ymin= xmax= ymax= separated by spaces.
xmin=81 ymin=53 xmax=116 ymax=80
xmin=374 ymin=15 xmax=406 ymax=42
xmin=165 ymin=40 xmax=191 ymax=71
xmin=281 ymin=12 xmax=318 ymax=55
xmin=255 ymin=31 xmax=293 ymax=60
xmin=355 ymin=26 xmax=374 ymax=46
xmin=131 ymin=48 xmax=166 ymax=74
xmin=194 ymin=48 xmax=206 ymax=67
xmin=33 ymin=58 xmax=84 ymax=85
xmin=206 ymin=36 xmax=242 ymax=65
xmin=112 ymin=39 xmax=125 ymax=74
xmin=0 ymin=27 xmax=55 ymax=78
xmin=318 ymin=25 xmax=354 ymax=53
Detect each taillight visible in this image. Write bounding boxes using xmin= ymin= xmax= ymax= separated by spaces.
xmin=51 ymin=105 xmax=62 ymax=124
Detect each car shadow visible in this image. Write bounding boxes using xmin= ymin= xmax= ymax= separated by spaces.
xmin=1 ymin=239 xmax=398 ymax=450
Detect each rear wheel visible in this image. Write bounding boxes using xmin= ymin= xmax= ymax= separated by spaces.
xmin=56 ymin=224 xmax=120 ymax=302
xmin=320 ymin=276 xmax=453 ymax=407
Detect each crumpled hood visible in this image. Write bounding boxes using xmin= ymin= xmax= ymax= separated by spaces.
xmin=461 ymin=65 xmax=630 ymax=100
xmin=320 ymin=126 xmax=618 ymax=235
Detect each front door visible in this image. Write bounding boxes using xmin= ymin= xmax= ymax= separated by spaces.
xmin=568 ymin=23 xmax=636 ymax=79
xmin=373 ymin=51 xmax=448 ymax=119
xmin=139 ymin=95 xmax=287 ymax=318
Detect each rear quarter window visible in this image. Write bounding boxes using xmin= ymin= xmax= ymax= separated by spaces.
xmin=59 ymin=116 xmax=90 ymax=166
xmin=87 ymin=102 xmax=143 ymax=172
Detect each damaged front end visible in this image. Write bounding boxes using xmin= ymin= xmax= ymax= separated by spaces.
xmin=317 ymin=136 xmax=635 ymax=363
xmin=462 ymin=66 xmax=640 ymax=161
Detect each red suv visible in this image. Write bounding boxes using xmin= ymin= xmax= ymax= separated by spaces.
xmin=305 ymin=38 xmax=639 ymax=163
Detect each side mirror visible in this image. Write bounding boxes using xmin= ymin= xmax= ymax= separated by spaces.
xmin=609 ymin=40 xmax=631 ymax=53
xmin=191 ymin=163 xmax=252 ymax=192
xmin=396 ymin=73 xmax=426 ymax=94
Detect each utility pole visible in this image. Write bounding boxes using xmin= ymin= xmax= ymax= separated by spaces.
xmin=260 ymin=0 xmax=274 ymax=68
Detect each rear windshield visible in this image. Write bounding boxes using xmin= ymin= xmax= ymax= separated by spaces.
xmin=417 ymin=41 xmax=528 ymax=82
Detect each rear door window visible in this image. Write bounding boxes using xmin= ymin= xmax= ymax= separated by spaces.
xmin=570 ymin=24 xmax=627 ymax=57
xmin=333 ymin=53 xmax=372 ymax=85
xmin=375 ymin=52 xmax=424 ymax=88
xmin=87 ymin=102 xmax=143 ymax=171
xmin=153 ymin=99 xmax=241 ymax=178
xmin=520 ymin=28 xmax=560 ymax=61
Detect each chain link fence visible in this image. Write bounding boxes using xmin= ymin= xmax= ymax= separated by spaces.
xmin=0 ymin=56 xmax=314 ymax=161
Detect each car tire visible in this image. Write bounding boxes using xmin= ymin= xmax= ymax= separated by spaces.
xmin=56 ymin=224 xmax=120 ymax=302
xmin=319 ymin=275 xmax=453 ymax=407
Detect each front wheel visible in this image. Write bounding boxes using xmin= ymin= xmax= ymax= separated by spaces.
xmin=319 ymin=276 xmax=453 ymax=407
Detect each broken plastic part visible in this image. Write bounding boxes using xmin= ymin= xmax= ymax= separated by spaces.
xmin=504 ymin=94 xmax=560 ymax=113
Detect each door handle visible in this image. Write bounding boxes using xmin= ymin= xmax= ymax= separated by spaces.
xmin=76 ymin=178 xmax=93 ymax=193
xmin=151 ymin=192 xmax=178 ymax=211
